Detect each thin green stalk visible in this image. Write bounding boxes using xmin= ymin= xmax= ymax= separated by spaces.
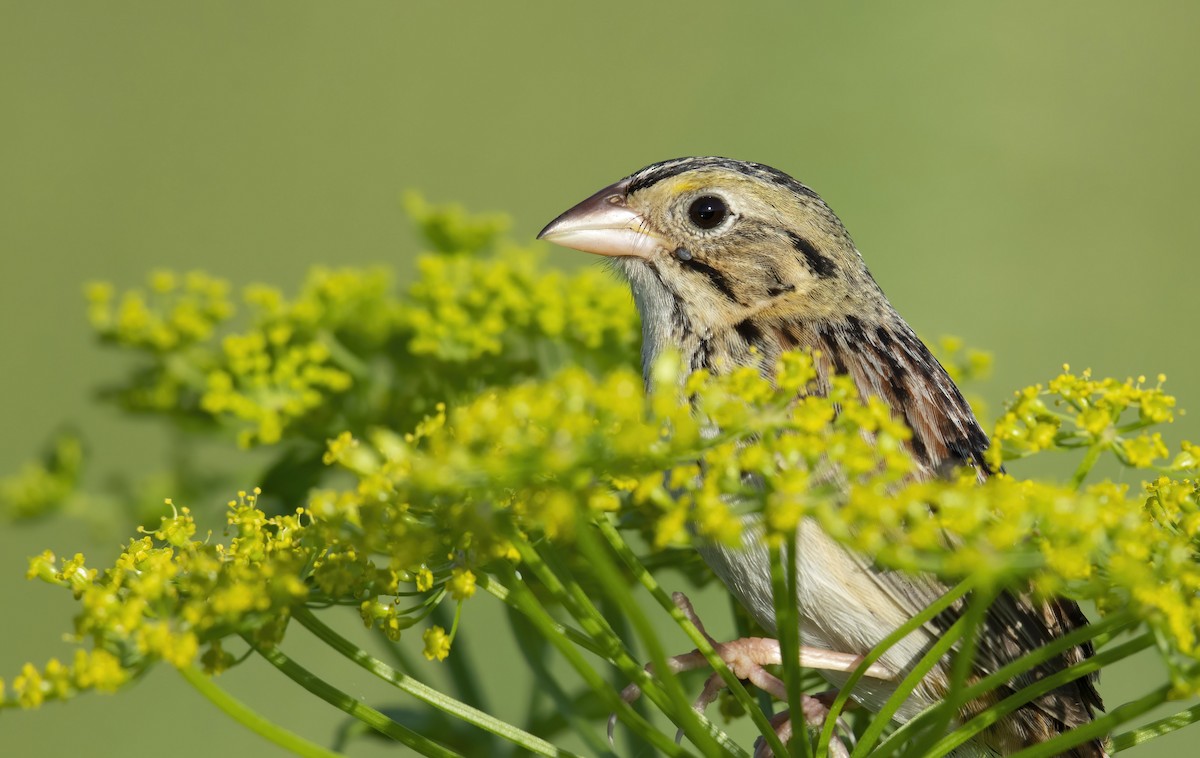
xmin=506 ymin=530 xmax=690 ymax=746
xmin=178 ymin=664 xmax=345 ymax=758
xmin=1111 ymin=701 xmax=1200 ymax=752
xmin=317 ymin=329 xmax=371 ymax=379
xmin=480 ymin=573 xmax=608 ymax=657
xmin=595 ymin=590 xmax=648 ymax=758
xmin=769 ymin=541 xmax=811 ymax=758
xmin=1009 ymin=686 xmax=1171 ymax=758
xmin=595 ymin=517 xmax=788 ymax=758
xmin=814 ymin=578 xmax=975 ymax=756
xmin=571 ymin=522 xmax=736 ymax=757
xmin=430 ymin=600 xmax=490 ymax=713
xmin=1070 ymin=442 xmax=1106 ymax=489
xmin=291 ymin=605 xmax=574 ymax=757
xmin=850 ymin=616 xmax=969 ymax=757
xmin=503 ymin=602 xmax=622 ymax=757
xmin=926 ymin=632 xmax=1155 ymax=757
xmin=510 ymin=534 xmax=629 ymax=652
xmin=371 ymin=625 xmax=421 ymax=678
xmin=900 ymin=585 xmax=996 ymax=758
xmin=874 ymin=610 xmax=1136 ymax=758
xmin=492 ymin=562 xmax=689 ymax=757
xmin=244 ymin=635 xmax=461 ymax=757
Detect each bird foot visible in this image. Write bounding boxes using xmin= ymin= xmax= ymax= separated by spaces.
xmin=753 ymin=691 xmax=855 ymax=758
xmin=609 ymin=592 xmax=891 ymax=754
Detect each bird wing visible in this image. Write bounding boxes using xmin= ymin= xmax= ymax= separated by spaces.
xmin=853 ymin=555 xmax=1104 ymax=754
xmin=817 ymin=316 xmax=1104 ymax=752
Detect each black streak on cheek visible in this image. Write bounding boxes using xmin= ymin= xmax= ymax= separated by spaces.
xmin=766 ymin=267 xmax=796 ymax=297
xmin=693 ymin=335 xmax=713 ymax=371
xmin=680 ymin=258 xmax=742 ymax=304
xmin=734 ymin=319 xmax=762 ymax=346
xmin=787 ymin=231 xmax=837 ymax=278
xmin=648 ymin=260 xmax=692 ymax=337
xmin=670 ymin=300 xmax=690 ymax=336
xmin=645 ymin=261 xmax=676 ymax=302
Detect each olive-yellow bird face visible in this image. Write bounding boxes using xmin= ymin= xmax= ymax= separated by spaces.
xmin=538 ymin=157 xmax=878 ymax=327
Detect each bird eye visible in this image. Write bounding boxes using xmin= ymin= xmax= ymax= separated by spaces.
xmin=687 ymin=195 xmax=728 ymax=230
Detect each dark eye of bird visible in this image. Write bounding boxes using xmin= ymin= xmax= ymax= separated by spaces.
xmin=687 ymin=195 xmax=727 ymax=230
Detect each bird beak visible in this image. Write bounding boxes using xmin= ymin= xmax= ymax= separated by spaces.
xmin=537 ymin=178 xmax=663 ymax=259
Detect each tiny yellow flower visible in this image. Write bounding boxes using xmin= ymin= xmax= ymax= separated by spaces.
xmin=447 ymin=568 xmax=477 ymax=600
xmin=422 ymin=625 xmax=451 ymax=661
xmin=415 ymin=567 xmax=434 ymax=593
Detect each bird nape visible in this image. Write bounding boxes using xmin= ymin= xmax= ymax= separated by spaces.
xmin=539 ymin=156 xmax=1106 ymax=758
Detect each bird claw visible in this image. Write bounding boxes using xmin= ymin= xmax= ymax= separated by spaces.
xmin=751 ymin=698 xmax=855 ymax=758
xmin=609 ymin=592 xmax=890 ymax=755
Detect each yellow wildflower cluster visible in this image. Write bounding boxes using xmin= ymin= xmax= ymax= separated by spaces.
xmin=200 ymin=334 xmax=353 ymax=447
xmin=402 ymin=191 xmax=511 ymax=255
xmin=823 ymin=366 xmax=1200 ymax=687
xmin=87 ymin=270 xmax=234 ymax=351
xmin=325 ymin=354 xmax=1200 ymax=689
xmin=994 ymin=366 xmax=1180 ymax=468
xmin=7 ymin=194 xmax=1200 ymax=751
xmin=934 ymin=336 xmax=993 ymax=386
xmin=5 ymin=649 xmax=126 ymax=709
xmin=0 ymin=430 xmax=82 ymax=520
xmin=3 ymin=491 xmax=310 ymax=710
xmin=245 ymin=266 xmax=402 ymax=349
xmin=7 ymin=344 xmax=1200 ymax=730
xmin=403 ymin=246 xmax=639 ymax=366
xmin=72 ymin=196 xmax=640 ymax=455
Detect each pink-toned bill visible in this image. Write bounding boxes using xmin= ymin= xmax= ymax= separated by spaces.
xmin=537 ymin=177 xmax=663 ymax=259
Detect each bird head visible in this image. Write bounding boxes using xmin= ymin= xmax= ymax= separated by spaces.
xmin=538 ymin=157 xmax=883 ymax=334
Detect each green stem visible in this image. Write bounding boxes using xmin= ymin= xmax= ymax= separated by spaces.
xmin=1009 ymin=685 xmax=1171 ymax=758
xmin=1111 ymin=701 xmax=1200 ymax=752
xmin=491 ymin=561 xmax=689 ymax=757
xmin=769 ymin=541 xmax=810 ymax=758
xmin=850 ymin=616 xmax=968 ymax=757
xmin=431 ymin=601 xmax=490 ymax=712
xmin=292 ymin=606 xmax=573 ymax=757
xmin=318 ymin=329 xmax=371 ymax=379
xmin=1070 ymin=442 xmax=1106 ymax=489
xmin=479 ymin=573 xmax=608 ymax=657
xmin=572 ymin=521 xmax=735 ymax=756
xmin=178 ymin=665 xmax=345 ymax=758
xmin=814 ymin=578 xmax=975 ymax=756
xmin=595 ymin=517 xmax=786 ymax=758
xmin=875 ymin=611 xmax=1136 ymax=758
xmin=244 ymin=635 xmax=461 ymax=757
xmin=506 ymin=532 xmax=677 ymax=730
xmin=926 ymin=632 xmax=1155 ymax=757
xmin=503 ymin=602 xmax=622 ymax=757
xmin=899 ymin=585 xmax=996 ymax=758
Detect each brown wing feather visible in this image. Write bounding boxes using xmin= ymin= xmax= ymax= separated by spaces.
xmin=809 ymin=315 xmax=1106 ymax=756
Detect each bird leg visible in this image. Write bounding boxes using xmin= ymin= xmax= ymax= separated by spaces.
xmin=610 ymin=592 xmax=892 ymax=754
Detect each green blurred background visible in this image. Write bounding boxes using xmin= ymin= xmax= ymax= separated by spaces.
xmin=2 ymin=2 xmax=1198 ymax=755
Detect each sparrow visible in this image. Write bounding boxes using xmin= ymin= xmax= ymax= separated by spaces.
xmin=538 ymin=157 xmax=1105 ymax=757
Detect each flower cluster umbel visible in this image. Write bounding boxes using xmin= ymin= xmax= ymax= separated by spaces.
xmin=3 ymin=198 xmax=1197 ymax=755
xmin=5 ymin=345 xmax=1198 ymax=709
